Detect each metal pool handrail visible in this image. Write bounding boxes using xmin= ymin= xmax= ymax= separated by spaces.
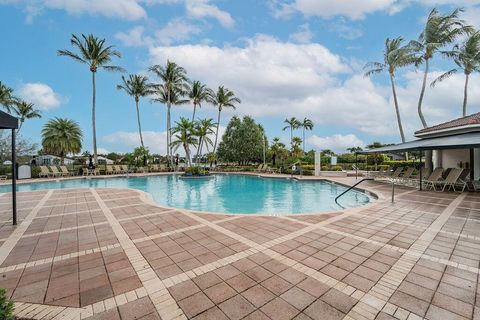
xmin=335 ymin=178 xmax=373 ymax=206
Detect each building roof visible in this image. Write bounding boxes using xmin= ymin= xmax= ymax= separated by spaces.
xmin=0 ymin=110 xmax=18 ymax=129
xmin=415 ymin=112 xmax=480 ymax=136
xmin=359 ymin=132 xmax=480 ymax=153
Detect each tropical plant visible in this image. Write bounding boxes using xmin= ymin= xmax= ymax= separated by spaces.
xmin=364 ymin=37 xmax=417 ymax=143
xmin=12 ymin=100 xmax=41 ymax=132
xmin=149 ymin=61 xmax=189 ymax=166
xmin=0 ymin=82 xmax=16 ymax=113
xmin=194 ymin=118 xmax=216 ymax=165
xmin=291 ymin=136 xmax=303 ymax=157
xmin=42 ymin=118 xmax=83 ymax=164
xmin=171 ymin=117 xmax=197 ymax=167
xmin=117 ymin=74 xmax=153 ymax=148
xmin=270 ymin=137 xmax=287 ymax=166
xmin=0 ymin=288 xmax=14 ymax=320
xmin=410 ymin=8 xmax=473 ymax=128
xmin=211 ymin=86 xmax=241 ymax=154
xmin=300 ymin=118 xmax=314 ymax=152
xmin=431 ymin=31 xmax=480 ymax=116
xmin=282 ymin=117 xmax=301 ymax=151
xmin=58 ymin=33 xmax=124 ymax=164
xmin=188 ymin=80 xmax=214 ymax=121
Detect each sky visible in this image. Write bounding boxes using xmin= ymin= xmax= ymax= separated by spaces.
xmin=1 ymin=0 xmax=480 ymax=155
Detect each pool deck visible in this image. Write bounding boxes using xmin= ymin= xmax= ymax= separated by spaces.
xmin=0 ymin=175 xmax=479 ymax=319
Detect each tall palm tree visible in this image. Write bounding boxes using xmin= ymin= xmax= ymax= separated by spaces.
xmin=211 ymin=86 xmax=241 ymax=154
xmin=12 ymin=100 xmax=41 ymax=132
xmin=171 ymin=117 xmax=197 ymax=167
xmin=188 ymin=80 xmax=214 ymax=122
xmin=117 ymin=74 xmax=152 ymax=148
xmin=410 ymin=8 xmax=473 ymax=128
xmin=42 ymin=117 xmax=83 ymax=164
xmin=0 ymin=82 xmax=16 ymax=113
xmin=194 ymin=118 xmax=216 ymax=165
xmin=291 ymin=137 xmax=303 ymax=157
xmin=300 ymin=118 xmax=314 ymax=152
xmin=58 ymin=34 xmax=124 ymax=164
xmin=282 ymin=117 xmax=301 ymax=151
xmin=149 ymin=61 xmax=189 ymax=165
xmin=431 ymin=31 xmax=480 ymax=117
xmin=364 ymin=37 xmax=417 ymax=143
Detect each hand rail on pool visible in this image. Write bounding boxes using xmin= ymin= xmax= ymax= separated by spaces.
xmin=335 ymin=178 xmax=374 ymax=206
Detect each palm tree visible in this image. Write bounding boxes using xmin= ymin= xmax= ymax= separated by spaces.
xmin=188 ymin=80 xmax=214 ymax=122
xmin=42 ymin=117 xmax=83 ymax=164
xmin=171 ymin=117 xmax=197 ymax=167
xmin=149 ymin=61 xmax=189 ymax=165
xmin=291 ymin=137 xmax=303 ymax=157
xmin=12 ymin=100 xmax=41 ymax=132
xmin=410 ymin=8 xmax=473 ymax=128
xmin=364 ymin=37 xmax=417 ymax=143
xmin=0 ymin=82 xmax=16 ymax=113
xmin=58 ymin=34 xmax=124 ymax=164
xmin=211 ymin=86 xmax=241 ymax=154
xmin=300 ymin=118 xmax=314 ymax=152
xmin=431 ymin=31 xmax=480 ymax=117
xmin=282 ymin=117 xmax=301 ymax=151
xmin=117 ymin=74 xmax=152 ymax=148
xmin=194 ymin=118 xmax=216 ymax=165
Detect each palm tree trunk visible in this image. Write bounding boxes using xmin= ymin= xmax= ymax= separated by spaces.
xmin=167 ymin=103 xmax=171 ymax=168
xmin=303 ymin=128 xmax=305 ymax=153
xmin=17 ymin=121 xmax=23 ymax=133
xmin=290 ymin=127 xmax=293 ymax=152
xmin=184 ymin=144 xmax=191 ymax=167
xmin=463 ymin=73 xmax=469 ymax=117
xmin=192 ymin=103 xmax=197 ymax=122
xmin=213 ymin=108 xmax=221 ymax=154
xmin=92 ymin=71 xmax=98 ymax=165
xmin=389 ymin=73 xmax=406 ymax=143
xmin=417 ymin=59 xmax=429 ymax=129
xmin=195 ymin=137 xmax=203 ymax=166
xmin=135 ymin=99 xmax=144 ymax=148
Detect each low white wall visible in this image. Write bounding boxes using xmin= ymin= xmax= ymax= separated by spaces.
xmin=317 ymin=171 xmax=348 ymax=177
xmin=475 ymin=148 xmax=480 ymax=180
xmin=436 ymin=149 xmax=470 ymax=169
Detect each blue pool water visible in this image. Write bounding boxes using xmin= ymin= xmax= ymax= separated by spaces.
xmin=0 ymin=174 xmax=371 ymax=215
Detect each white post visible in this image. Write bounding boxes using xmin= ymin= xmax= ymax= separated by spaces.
xmin=315 ymin=150 xmax=321 ymax=176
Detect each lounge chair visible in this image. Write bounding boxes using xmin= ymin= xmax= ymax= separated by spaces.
xmin=121 ymin=165 xmax=130 ymax=173
xmin=378 ymin=167 xmax=403 ymax=181
xmin=433 ymin=168 xmax=466 ymax=192
xmin=114 ymin=165 xmax=124 ymax=174
xmin=423 ymin=168 xmax=444 ymax=190
xmin=150 ymin=164 xmax=159 ymax=172
xmin=396 ymin=167 xmax=415 ymax=184
xmin=106 ymin=165 xmax=115 ymax=175
xmin=254 ymin=164 xmax=265 ymax=172
xmin=265 ymin=165 xmax=279 ymax=174
xmin=49 ymin=166 xmax=63 ymax=177
xmin=60 ymin=166 xmax=71 ymax=176
xmin=39 ymin=166 xmax=52 ymax=178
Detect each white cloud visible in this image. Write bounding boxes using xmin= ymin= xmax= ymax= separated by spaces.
xmin=18 ymin=82 xmax=64 ymax=110
xmin=1 ymin=0 xmax=147 ymax=21
xmin=185 ymin=0 xmax=234 ymax=28
xmin=289 ymin=23 xmax=313 ymax=43
xmin=115 ymin=26 xmax=152 ymax=47
xmin=308 ymin=134 xmax=365 ymax=153
xmin=328 ymin=18 xmax=363 ymax=40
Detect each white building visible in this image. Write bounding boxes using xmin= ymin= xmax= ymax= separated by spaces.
xmin=33 ymin=155 xmax=74 ymax=165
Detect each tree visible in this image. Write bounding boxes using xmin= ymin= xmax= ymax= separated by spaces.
xmin=188 ymin=80 xmax=214 ymax=121
xmin=282 ymin=117 xmax=301 ymax=151
xmin=171 ymin=117 xmax=197 ymax=167
xmin=194 ymin=118 xmax=216 ymax=165
xmin=364 ymin=37 xmax=417 ymax=143
xmin=270 ymin=137 xmax=287 ymax=166
xmin=291 ymin=137 xmax=303 ymax=158
xmin=117 ymin=74 xmax=152 ymax=148
xmin=58 ymin=34 xmax=124 ymax=164
xmin=347 ymin=146 xmax=363 ymax=153
xmin=42 ymin=118 xmax=83 ymax=164
xmin=211 ymin=86 xmax=241 ymax=154
xmin=300 ymin=118 xmax=314 ymax=152
xmin=0 ymin=131 xmax=37 ymax=164
xmin=0 ymin=82 xmax=16 ymax=113
xmin=149 ymin=61 xmax=189 ymax=166
xmin=410 ymin=8 xmax=472 ymax=128
xmin=217 ymin=116 xmax=265 ymax=165
xmin=12 ymin=100 xmax=41 ymax=132
xmin=431 ymin=31 xmax=480 ymax=117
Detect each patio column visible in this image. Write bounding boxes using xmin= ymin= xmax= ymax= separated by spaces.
xmin=12 ymin=128 xmax=17 ymax=225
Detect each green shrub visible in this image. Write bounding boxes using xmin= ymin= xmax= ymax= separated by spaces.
xmin=0 ymin=288 xmax=14 ymax=320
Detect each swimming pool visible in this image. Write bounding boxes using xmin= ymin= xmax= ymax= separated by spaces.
xmin=1 ymin=174 xmax=372 ymax=215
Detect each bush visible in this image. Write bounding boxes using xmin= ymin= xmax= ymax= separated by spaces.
xmin=0 ymin=288 xmax=14 ymax=320
xmin=184 ymin=166 xmax=209 ymax=176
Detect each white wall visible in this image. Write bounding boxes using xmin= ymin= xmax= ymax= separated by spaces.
xmin=438 ymin=149 xmax=470 ymax=169
xmin=474 ymin=148 xmax=480 ymax=180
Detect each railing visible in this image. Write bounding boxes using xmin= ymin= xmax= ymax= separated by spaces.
xmin=335 ymin=178 xmax=373 ymax=206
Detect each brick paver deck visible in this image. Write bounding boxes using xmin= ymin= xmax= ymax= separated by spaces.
xmin=0 ymin=176 xmax=478 ymax=319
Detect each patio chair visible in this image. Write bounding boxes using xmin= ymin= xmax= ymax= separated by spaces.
xmin=49 ymin=166 xmax=63 ymax=178
xmin=60 ymin=166 xmax=72 ymax=176
xmin=254 ymin=164 xmax=264 ymax=172
xmin=396 ymin=167 xmax=415 ymax=184
xmin=114 ymin=165 xmax=124 ymax=174
xmin=422 ymin=168 xmax=444 ymax=190
xmin=265 ymin=165 xmax=279 ymax=174
xmin=106 ymin=165 xmax=115 ymax=175
xmin=150 ymin=164 xmax=159 ymax=172
xmin=433 ymin=168 xmax=466 ymax=192
xmin=38 ymin=166 xmax=52 ymax=178
xmin=379 ymin=167 xmax=403 ymax=180
xmin=121 ymin=165 xmax=130 ymax=173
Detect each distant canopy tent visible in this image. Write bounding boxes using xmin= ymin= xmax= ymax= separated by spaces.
xmin=356 ymin=132 xmax=480 ymax=190
xmin=0 ymin=110 xmax=19 ymax=224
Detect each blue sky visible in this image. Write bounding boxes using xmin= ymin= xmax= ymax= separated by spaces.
xmin=1 ymin=0 xmax=480 ymax=154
